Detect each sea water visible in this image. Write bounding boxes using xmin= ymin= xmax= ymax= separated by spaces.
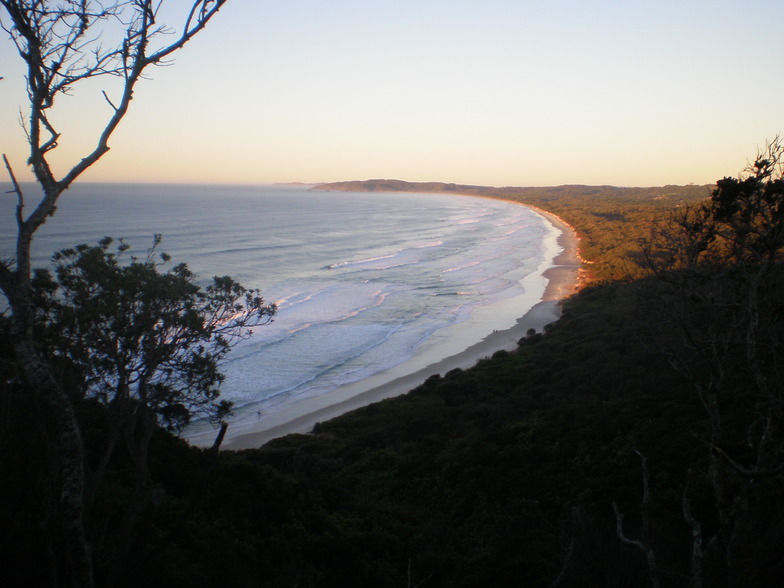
xmin=0 ymin=183 xmax=560 ymax=439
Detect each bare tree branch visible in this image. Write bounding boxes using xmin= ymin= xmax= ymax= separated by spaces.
xmin=613 ymin=451 xmax=660 ymax=588
xmin=2 ymin=153 xmax=24 ymax=227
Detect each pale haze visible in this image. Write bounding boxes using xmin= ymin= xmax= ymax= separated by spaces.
xmin=1 ymin=0 xmax=783 ymax=187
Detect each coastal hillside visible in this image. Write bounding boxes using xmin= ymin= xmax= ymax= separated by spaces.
xmin=313 ymin=178 xmax=707 ymax=201
xmin=2 ymin=174 xmax=782 ymax=587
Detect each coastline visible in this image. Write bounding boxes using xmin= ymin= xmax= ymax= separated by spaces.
xmin=214 ymin=203 xmax=583 ymax=450
xmin=535 ymin=208 xmax=587 ymax=299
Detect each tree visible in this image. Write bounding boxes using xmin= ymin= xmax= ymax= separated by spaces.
xmin=35 ymin=236 xmax=273 ymax=431
xmin=0 ymin=3 xmax=230 ymax=586
xmin=31 ymin=235 xmax=273 ymax=580
xmin=637 ymin=138 xmax=784 ymax=586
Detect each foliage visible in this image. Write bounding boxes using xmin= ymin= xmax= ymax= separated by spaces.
xmin=1 ymin=236 xmax=274 ymax=584
xmin=632 ymin=138 xmax=784 ymax=585
xmin=642 ymin=140 xmax=784 ymax=272
xmin=33 ymin=235 xmax=275 ymax=431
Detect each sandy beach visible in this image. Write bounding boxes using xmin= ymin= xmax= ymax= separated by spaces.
xmin=213 ymin=206 xmax=582 ymax=450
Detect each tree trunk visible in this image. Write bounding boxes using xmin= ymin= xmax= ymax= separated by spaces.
xmin=12 ymin=336 xmax=93 ymax=588
xmin=105 ymin=404 xmax=156 ymax=584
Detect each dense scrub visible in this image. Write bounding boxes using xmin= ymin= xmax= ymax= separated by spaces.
xmin=3 ymin=180 xmax=783 ymax=587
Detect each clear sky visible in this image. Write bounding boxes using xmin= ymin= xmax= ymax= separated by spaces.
xmin=2 ymin=0 xmax=783 ymax=187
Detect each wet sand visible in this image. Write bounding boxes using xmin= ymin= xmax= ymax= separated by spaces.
xmin=213 ymin=206 xmax=583 ymax=450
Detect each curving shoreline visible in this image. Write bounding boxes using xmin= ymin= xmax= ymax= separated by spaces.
xmin=211 ymin=204 xmax=583 ymax=450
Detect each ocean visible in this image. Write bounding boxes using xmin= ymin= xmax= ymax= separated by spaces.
xmin=1 ymin=183 xmax=560 ymax=440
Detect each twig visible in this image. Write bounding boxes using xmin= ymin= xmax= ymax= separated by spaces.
xmin=102 ymin=90 xmax=118 ymax=111
xmin=2 ymin=153 xmax=24 ymax=227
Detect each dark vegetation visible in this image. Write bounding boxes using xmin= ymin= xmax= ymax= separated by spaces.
xmin=2 ymin=5 xmax=782 ymax=586
xmin=4 ymin=143 xmax=784 ymax=586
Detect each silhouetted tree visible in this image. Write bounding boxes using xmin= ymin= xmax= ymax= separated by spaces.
xmin=638 ymin=138 xmax=784 ymax=586
xmin=0 ymin=3 xmax=229 ymax=586
xmin=31 ymin=235 xmax=274 ymax=580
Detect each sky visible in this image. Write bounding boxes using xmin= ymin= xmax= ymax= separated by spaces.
xmin=1 ymin=0 xmax=784 ymax=187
